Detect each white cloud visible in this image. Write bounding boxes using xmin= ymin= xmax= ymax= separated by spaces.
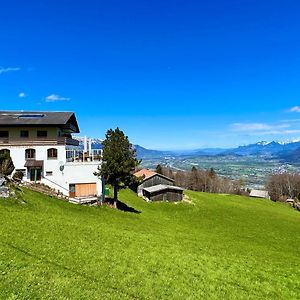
xmin=229 ymin=120 xmax=300 ymax=137
xmin=45 ymin=94 xmax=70 ymax=102
xmin=0 ymin=67 xmax=21 ymax=74
xmin=288 ymin=106 xmax=300 ymax=113
xmin=232 ymin=123 xmax=271 ymax=131
xmin=231 ymin=123 xmax=286 ymax=132
xmin=249 ymin=129 xmax=300 ymax=136
xmin=279 ymin=118 xmax=300 ymax=123
xmin=19 ymin=92 xmax=26 ymax=98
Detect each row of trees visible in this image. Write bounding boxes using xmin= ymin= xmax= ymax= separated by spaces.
xmin=266 ymin=173 xmax=300 ymax=201
xmin=156 ymin=165 xmax=246 ymax=195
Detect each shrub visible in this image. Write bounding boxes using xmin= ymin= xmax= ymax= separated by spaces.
xmin=0 ymin=153 xmax=15 ymax=177
xmin=13 ymin=171 xmax=24 ymax=181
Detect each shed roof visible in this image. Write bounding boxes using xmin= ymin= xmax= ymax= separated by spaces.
xmin=134 ymin=169 xmax=175 ymax=183
xmin=0 ymin=111 xmax=80 ymax=132
xmin=143 ymin=184 xmax=184 ymax=194
xmin=249 ymin=189 xmax=269 ymax=198
xmin=133 ymin=169 xmax=157 ymax=179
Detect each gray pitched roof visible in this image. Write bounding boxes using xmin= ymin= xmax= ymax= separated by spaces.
xmin=0 ymin=111 xmax=80 ymax=132
xmin=134 ymin=170 xmax=175 ymax=183
xmin=143 ymin=184 xmax=184 ymax=193
xmin=145 ymin=173 xmax=175 ymax=183
xmin=249 ymin=189 xmax=270 ymax=198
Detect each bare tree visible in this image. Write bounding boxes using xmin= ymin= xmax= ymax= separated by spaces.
xmin=267 ymin=172 xmax=300 ymax=201
xmin=160 ymin=166 xmax=244 ymax=195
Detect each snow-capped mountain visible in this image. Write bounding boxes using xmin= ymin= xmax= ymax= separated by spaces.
xmin=73 ymin=136 xmax=300 ymax=161
xmin=74 ymin=137 xmax=103 ymax=149
xmin=224 ymin=140 xmax=300 ymax=156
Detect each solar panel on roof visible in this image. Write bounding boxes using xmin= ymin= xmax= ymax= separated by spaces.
xmin=18 ymin=114 xmax=45 ymax=118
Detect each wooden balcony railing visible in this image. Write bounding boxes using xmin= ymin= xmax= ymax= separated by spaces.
xmin=0 ymin=137 xmax=79 ymax=146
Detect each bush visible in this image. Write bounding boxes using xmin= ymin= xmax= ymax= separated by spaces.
xmin=13 ymin=171 xmax=24 ymax=181
xmin=0 ymin=153 xmax=15 ymax=177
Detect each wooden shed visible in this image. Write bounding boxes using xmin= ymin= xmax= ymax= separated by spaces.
xmin=134 ymin=169 xmax=175 ymax=196
xmin=143 ymin=184 xmax=184 ymax=202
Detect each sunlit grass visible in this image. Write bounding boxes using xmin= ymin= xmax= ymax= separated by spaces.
xmin=0 ymin=187 xmax=299 ymax=299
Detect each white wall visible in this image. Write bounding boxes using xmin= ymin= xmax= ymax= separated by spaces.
xmin=0 ymin=145 xmax=102 ymax=197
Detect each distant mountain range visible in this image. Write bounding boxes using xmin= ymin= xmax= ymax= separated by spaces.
xmin=74 ymin=137 xmax=300 ymax=163
xmin=75 ymin=137 xmax=103 ymax=149
xmin=224 ymin=141 xmax=300 ymax=157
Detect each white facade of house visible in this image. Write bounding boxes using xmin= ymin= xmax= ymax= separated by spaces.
xmin=0 ymin=111 xmax=102 ymax=199
xmin=4 ymin=145 xmax=102 ymax=196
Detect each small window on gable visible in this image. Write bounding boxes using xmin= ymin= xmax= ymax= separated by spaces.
xmin=25 ymin=148 xmax=36 ymax=159
xmin=46 ymin=171 xmax=53 ymax=176
xmin=20 ymin=130 xmax=29 ymax=138
xmin=0 ymin=131 xmax=9 ymax=138
xmin=47 ymin=148 xmax=58 ymax=159
xmin=37 ymin=130 xmax=47 ymax=138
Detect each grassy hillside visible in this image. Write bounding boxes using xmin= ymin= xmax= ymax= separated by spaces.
xmin=0 ymin=187 xmax=299 ymax=299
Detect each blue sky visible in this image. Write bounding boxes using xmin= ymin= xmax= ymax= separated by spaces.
xmin=1 ymin=0 xmax=300 ymax=149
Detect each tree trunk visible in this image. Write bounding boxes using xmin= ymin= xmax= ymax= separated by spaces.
xmin=113 ymin=181 xmax=118 ymax=208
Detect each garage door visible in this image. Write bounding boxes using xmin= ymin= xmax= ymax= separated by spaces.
xmin=75 ymin=183 xmax=97 ymax=197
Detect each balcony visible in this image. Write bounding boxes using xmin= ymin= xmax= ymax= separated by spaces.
xmin=0 ymin=137 xmax=79 ymax=146
xmin=59 ymin=137 xmax=79 ymax=146
xmin=66 ymin=149 xmax=102 ymax=163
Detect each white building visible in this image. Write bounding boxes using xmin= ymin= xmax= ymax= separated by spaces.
xmin=0 ymin=111 xmax=102 ymax=199
xmin=249 ymin=189 xmax=270 ymax=199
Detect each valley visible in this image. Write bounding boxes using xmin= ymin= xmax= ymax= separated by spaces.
xmin=141 ymin=155 xmax=299 ymax=189
xmin=76 ymin=138 xmax=300 ymax=188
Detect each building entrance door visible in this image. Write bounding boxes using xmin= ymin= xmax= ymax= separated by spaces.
xmin=30 ymin=168 xmax=42 ymax=182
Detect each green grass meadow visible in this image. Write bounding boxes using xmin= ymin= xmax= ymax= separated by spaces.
xmin=0 ymin=187 xmax=300 ymax=299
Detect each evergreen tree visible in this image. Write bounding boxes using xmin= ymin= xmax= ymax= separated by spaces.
xmin=190 ymin=166 xmax=199 ymax=190
xmin=155 ymin=164 xmax=163 ymax=174
xmin=208 ymin=167 xmax=216 ymax=178
xmin=95 ymin=128 xmax=140 ymax=206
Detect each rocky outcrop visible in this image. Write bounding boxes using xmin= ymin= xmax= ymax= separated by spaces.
xmin=0 ymin=176 xmax=9 ymax=198
xmin=0 ymin=177 xmax=6 ymax=186
xmin=0 ymin=186 xmax=9 ymax=198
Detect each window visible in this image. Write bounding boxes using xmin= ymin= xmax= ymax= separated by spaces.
xmin=20 ymin=130 xmax=29 ymax=138
xmin=46 ymin=171 xmax=53 ymax=176
xmin=37 ymin=130 xmax=47 ymax=138
xmin=0 ymin=149 xmax=10 ymax=156
xmin=0 ymin=131 xmax=9 ymax=138
xmin=47 ymin=148 xmax=58 ymax=159
xmin=25 ymin=149 xmax=36 ymax=159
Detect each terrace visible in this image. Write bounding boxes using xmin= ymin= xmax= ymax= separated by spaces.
xmin=66 ymin=149 xmax=102 ymax=163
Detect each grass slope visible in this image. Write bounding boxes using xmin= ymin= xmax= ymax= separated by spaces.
xmin=0 ymin=188 xmax=299 ymax=299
